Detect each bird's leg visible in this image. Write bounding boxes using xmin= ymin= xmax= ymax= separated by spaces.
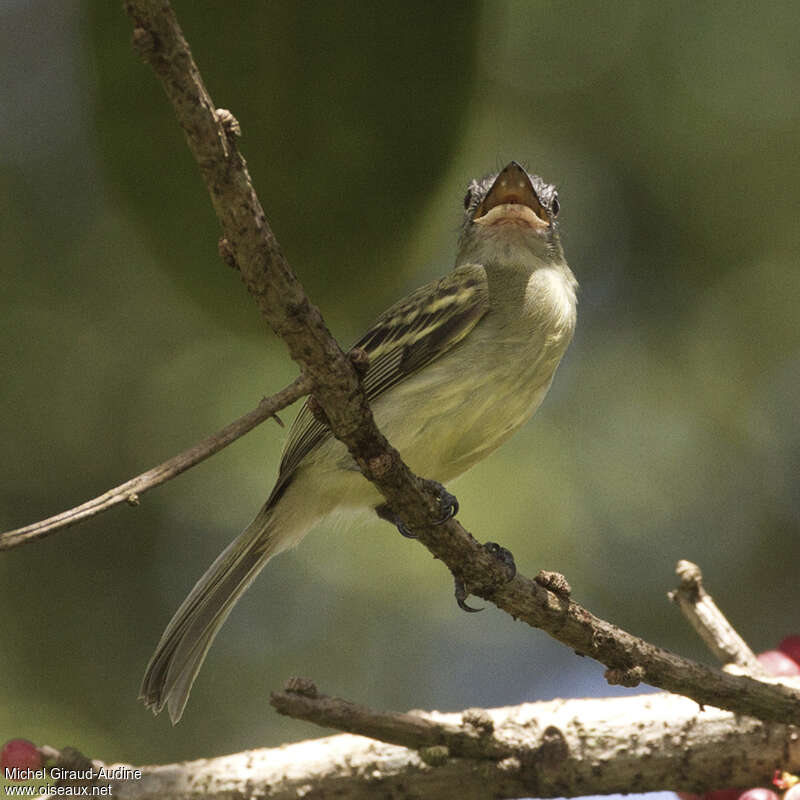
xmin=374 ymin=480 xmax=460 ymax=539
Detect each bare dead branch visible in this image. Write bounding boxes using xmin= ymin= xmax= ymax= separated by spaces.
xmin=270 ymin=679 xmax=512 ymax=760
xmin=492 ymin=567 xmax=800 ymax=724
xmin=669 ymin=559 xmax=764 ymax=672
xmin=0 ymin=375 xmax=311 ymax=551
xmin=122 ymin=0 xmax=458 ymax=564
xmin=39 ymin=692 xmax=800 ymax=799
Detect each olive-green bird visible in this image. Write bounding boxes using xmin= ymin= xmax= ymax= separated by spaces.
xmin=140 ymin=161 xmax=577 ymax=723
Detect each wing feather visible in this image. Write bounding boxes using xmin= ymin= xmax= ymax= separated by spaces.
xmin=265 ymin=263 xmax=489 ymax=505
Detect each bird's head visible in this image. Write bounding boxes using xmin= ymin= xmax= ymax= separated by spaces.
xmin=457 ymin=161 xmax=562 ymax=266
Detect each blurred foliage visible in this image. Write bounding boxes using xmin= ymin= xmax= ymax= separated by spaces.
xmin=1 ymin=0 xmax=799 ymax=779
xmin=87 ymin=1 xmax=480 ymax=332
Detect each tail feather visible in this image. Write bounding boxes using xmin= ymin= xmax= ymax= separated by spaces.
xmin=139 ymin=505 xmax=279 ymax=724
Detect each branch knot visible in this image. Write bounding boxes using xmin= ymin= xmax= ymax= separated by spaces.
xmin=130 ymin=26 xmax=155 ymax=58
xmin=605 ymin=665 xmax=646 ymax=687
xmin=307 ymin=396 xmax=330 ymax=427
xmin=284 ymin=676 xmax=318 ymax=697
xmin=535 ymin=725 xmax=569 ymax=768
xmin=218 ymin=237 xmax=238 ymax=270
xmin=418 ymin=745 xmax=449 ymax=767
xmin=535 ymin=570 xmax=572 ymax=597
xmin=462 ymin=708 xmax=495 ymax=736
xmin=215 ymin=108 xmax=241 ymax=141
xmin=348 ymin=347 xmax=370 ymax=377
xmin=367 ymin=452 xmax=394 ymax=479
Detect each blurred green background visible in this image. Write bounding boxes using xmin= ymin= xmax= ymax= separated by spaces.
xmin=1 ymin=0 xmax=799 ymax=773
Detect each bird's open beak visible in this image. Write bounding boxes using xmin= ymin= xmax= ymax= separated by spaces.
xmin=472 ymin=162 xmax=549 ymax=230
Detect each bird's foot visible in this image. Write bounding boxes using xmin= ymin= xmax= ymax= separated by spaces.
xmin=483 ymin=541 xmax=516 ymax=580
xmin=420 ymin=479 xmax=459 ymax=525
xmin=374 ymin=503 xmax=416 ymax=538
xmin=374 ymin=480 xmax=459 ymax=539
xmin=454 ymin=541 xmax=516 ymax=613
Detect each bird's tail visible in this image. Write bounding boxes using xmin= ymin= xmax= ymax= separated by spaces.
xmin=139 ymin=501 xmax=291 ymax=724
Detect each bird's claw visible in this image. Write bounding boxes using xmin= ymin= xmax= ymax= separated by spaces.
xmin=453 ymin=541 xmax=516 ymax=613
xmin=421 ymin=479 xmax=459 ymax=525
xmin=375 ymin=502 xmax=416 ymax=538
xmin=374 ymin=481 xmax=459 ymax=540
xmin=455 ymin=577 xmax=483 ymax=612
xmin=396 ymin=519 xmax=417 ymax=539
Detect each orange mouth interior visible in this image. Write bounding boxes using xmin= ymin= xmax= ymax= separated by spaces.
xmin=472 ymin=164 xmax=549 ymax=229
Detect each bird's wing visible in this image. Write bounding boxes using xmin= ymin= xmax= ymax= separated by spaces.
xmin=266 ymin=263 xmax=489 ymax=505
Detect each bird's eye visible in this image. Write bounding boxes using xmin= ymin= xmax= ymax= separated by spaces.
xmin=463 ymin=189 xmax=472 ymax=209
xmin=551 ymin=195 xmax=560 ymax=217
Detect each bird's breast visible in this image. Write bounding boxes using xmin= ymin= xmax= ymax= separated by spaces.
xmin=373 ymin=266 xmax=576 ymax=482
xmin=521 ymin=265 xmax=577 ymax=342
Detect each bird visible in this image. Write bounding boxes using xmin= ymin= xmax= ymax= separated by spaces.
xmin=140 ymin=160 xmax=578 ymax=723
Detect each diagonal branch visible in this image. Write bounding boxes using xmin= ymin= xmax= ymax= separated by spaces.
xmin=37 ymin=691 xmax=800 ymax=799
xmin=122 ymin=0 xmax=450 ymax=554
xmin=114 ymin=0 xmax=800 ymax=729
xmin=2 ymin=0 xmax=789 ymax=734
xmin=0 ymin=375 xmax=311 ymax=551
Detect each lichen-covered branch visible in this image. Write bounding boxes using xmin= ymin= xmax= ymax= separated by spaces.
xmin=40 ymin=692 xmax=800 ymax=800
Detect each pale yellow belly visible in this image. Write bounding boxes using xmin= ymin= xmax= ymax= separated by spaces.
xmin=286 ymin=267 xmax=575 ymax=518
xmin=372 ymin=339 xmax=560 ymax=482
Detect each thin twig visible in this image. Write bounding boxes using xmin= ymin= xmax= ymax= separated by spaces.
xmin=269 ymin=682 xmax=800 ymax=789
xmin=270 ymin=679 xmax=511 ymax=760
xmin=0 ymin=375 xmax=311 ymax=551
xmin=669 ymin=559 xmax=764 ymax=673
